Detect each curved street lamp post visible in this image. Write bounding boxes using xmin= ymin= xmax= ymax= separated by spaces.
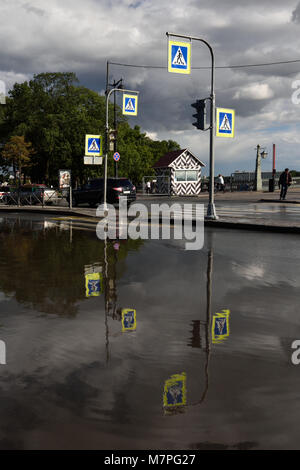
xmin=166 ymin=32 xmax=218 ymax=220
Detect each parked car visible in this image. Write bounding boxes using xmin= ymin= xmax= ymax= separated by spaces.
xmin=0 ymin=187 xmax=10 ymax=202
xmin=5 ymin=184 xmax=61 ymax=205
xmin=71 ymin=178 xmax=136 ymax=207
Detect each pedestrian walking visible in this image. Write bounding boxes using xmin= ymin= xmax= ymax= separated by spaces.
xmin=146 ymin=180 xmax=151 ymax=194
xmin=279 ymin=168 xmax=292 ymax=200
xmin=217 ymin=174 xmax=225 ymax=192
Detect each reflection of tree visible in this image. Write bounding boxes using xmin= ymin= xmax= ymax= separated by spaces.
xmin=0 ymin=218 xmax=143 ymax=316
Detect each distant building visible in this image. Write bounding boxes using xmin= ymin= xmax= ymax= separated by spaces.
xmin=153 ymin=148 xmax=205 ymax=196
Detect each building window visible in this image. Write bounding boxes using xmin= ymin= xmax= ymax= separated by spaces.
xmin=175 ymin=170 xmax=186 ymax=182
xmin=175 ymin=170 xmax=198 ymax=182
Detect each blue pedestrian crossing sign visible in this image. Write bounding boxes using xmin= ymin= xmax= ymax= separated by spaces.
xmin=168 ymin=40 xmax=191 ymax=74
xmin=85 ymin=134 xmax=102 ymax=156
xmin=123 ymin=94 xmax=138 ymax=116
xmin=216 ymin=108 xmax=235 ymax=138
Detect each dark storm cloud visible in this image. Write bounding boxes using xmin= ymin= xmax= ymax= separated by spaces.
xmin=22 ymin=2 xmax=45 ymax=16
xmin=292 ymin=1 xmax=300 ymax=22
xmin=1 ymin=0 xmax=300 ymax=170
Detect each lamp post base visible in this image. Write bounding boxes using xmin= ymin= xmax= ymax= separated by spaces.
xmin=205 ymin=203 xmax=219 ymax=220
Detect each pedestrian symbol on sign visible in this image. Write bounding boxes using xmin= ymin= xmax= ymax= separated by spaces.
xmin=172 ymin=47 xmax=187 ymax=66
xmin=88 ymin=139 xmax=100 ymax=152
xmin=219 ymin=114 xmax=231 ymax=131
xmin=125 ymin=98 xmax=135 ymax=111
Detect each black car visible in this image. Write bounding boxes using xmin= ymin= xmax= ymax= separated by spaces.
xmin=72 ymin=178 xmax=136 ymax=207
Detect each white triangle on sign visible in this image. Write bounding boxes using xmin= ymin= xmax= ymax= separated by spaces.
xmin=220 ymin=114 xmax=231 ymax=131
xmin=88 ymin=139 xmax=100 ymax=151
xmin=125 ymin=98 xmax=135 ymax=111
xmin=172 ymin=47 xmax=187 ymax=66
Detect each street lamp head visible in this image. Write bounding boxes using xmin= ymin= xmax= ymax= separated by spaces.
xmin=261 ymin=150 xmax=268 ymax=159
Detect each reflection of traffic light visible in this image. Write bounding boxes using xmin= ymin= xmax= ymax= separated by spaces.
xmin=191 ymin=99 xmax=207 ymax=130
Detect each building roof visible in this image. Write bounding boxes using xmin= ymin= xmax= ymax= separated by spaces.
xmin=153 ymin=148 xmax=205 ymax=168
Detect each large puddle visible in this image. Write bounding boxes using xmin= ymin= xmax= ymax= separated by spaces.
xmin=0 ymin=214 xmax=300 ymax=449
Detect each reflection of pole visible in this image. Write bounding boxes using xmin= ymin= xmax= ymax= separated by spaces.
xmin=70 ymin=220 xmax=73 ymax=244
xmin=202 ymin=248 xmax=212 ymax=402
xmin=191 ymin=247 xmax=213 ymax=407
xmin=104 ymin=238 xmax=109 ymax=364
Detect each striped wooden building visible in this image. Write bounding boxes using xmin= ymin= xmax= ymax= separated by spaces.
xmin=153 ymin=148 xmax=205 ymax=196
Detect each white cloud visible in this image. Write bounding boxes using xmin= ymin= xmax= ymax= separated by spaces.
xmin=234 ymin=83 xmax=274 ymax=100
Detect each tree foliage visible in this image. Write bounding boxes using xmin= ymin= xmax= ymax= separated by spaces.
xmin=0 ymin=72 xmax=180 ymax=186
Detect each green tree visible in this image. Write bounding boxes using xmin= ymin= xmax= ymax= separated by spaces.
xmin=0 ymin=73 xmax=120 ymax=185
xmin=0 ymin=72 xmax=180 ymax=186
xmin=1 ymin=135 xmax=35 ymax=183
xmin=114 ymin=123 xmax=180 ymax=184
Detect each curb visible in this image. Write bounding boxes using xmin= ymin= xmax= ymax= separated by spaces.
xmin=1 ymin=206 xmax=300 ymax=235
xmin=259 ymin=199 xmax=300 ymax=204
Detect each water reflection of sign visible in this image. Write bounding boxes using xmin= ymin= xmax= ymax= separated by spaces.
xmin=59 ymin=170 xmax=71 ymax=189
xmin=212 ymin=309 xmax=230 ymax=344
xmin=163 ymin=373 xmax=186 ymax=408
xmin=121 ymin=308 xmax=136 ymax=332
xmin=85 ymin=273 xmax=102 ymax=297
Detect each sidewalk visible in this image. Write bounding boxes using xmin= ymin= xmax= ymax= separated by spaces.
xmin=137 ymin=187 xmax=300 ymax=204
xmin=0 ymin=188 xmax=300 ymax=234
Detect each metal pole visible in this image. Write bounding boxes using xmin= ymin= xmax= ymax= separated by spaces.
xmin=273 ymin=143 xmax=276 ymax=173
xmin=104 ymin=87 xmax=139 ymax=209
xmin=166 ymin=32 xmax=217 ymax=219
xmin=113 ymin=80 xmax=118 ymax=178
xmin=69 ymin=186 xmax=72 ymax=210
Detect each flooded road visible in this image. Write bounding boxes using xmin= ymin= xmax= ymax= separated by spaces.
xmin=0 ymin=214 xmax=300 ymax=449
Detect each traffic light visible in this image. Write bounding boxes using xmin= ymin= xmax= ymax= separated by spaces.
xmin=109 ymin=129 xmax=117 ymax=151
xmin=191 ymin=99 xmax=207 ymax=130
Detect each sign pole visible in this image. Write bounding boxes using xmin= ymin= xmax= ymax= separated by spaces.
xmin=104 ymin=88 xmax=139 ymax=209
xmin=206 ymin=43 xmax=217 ymax=219
xmin=166 ymin=32 xmax=218 ymax=219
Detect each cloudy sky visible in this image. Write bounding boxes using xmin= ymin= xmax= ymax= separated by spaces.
xmin=1 ymin=0 xmax=300 ymax=174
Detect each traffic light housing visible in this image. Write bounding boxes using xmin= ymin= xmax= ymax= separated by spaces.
xmin=191 ymin=99 xmax=207 ymax=130
xmin=109 ymin=129 xmax=117 ymax=151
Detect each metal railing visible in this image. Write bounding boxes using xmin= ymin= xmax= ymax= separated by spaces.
xmin=0 ymin=187 xmax=72 ymax=208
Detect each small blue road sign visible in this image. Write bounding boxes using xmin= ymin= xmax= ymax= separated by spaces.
xmin=85 ymin=134 xmax=102 ymax=156
xmin=168 ymin=40 xmax=191 ymax=74
xmin=216 ymin=108 xmax=235 ymax=138
xmin=113 ymin=152 xmax=120 ymax=162
xmin=123 ymin=94 xmax=138 ymax=116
